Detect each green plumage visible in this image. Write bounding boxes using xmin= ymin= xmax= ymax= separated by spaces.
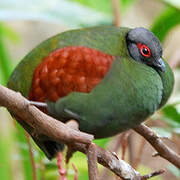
xmin=7 ymin=26 xmax=174 ymax=159
xmin=8 ymin=26 xmax=129 ymax=98
xmin=47 ymin=57 xmax=171 ymax=138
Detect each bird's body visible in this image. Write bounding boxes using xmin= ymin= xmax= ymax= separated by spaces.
xmin=8 ymin=26 xmax=174 ymax=159
xmin=47 ymin=55 xmax=163 ymax=138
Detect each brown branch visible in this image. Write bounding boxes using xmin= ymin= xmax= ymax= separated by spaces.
xmin=134 ymin=124 xmax=180 ymax=169
xmin=0 ymin=85 xmax=175 ymax=179
xmin=141 ymin=169 xmax=165 ymax=180
xmin=99 ymin=134 xmax=122 ymax=180
xmin=73 ymin=142 xmax=141 ymax=180
xmin=121 ymin=131 xmax=131 ymax=160
xmin=87 ymin=143 xmax=99 ymax=180
xmin=0 ymin=85 xmax=142 ymax=179
xmin=111 ymin=0 xmax=120 ymax=26
xmin=0 ymin=85 xmax=93 ymax=145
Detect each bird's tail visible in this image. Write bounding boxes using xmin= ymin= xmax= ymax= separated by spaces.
xmin=15 ymin=115 xmax=64 ymax=160
xmin=33 ymin=138 xmax=64 ymax=160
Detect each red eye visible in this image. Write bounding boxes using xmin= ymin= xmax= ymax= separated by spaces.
xmin=137 ymin=43 xmax=151 ymax=58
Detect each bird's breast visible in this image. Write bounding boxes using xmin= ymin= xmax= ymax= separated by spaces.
xmin=68 ymin=57 xmax=164 ymax=138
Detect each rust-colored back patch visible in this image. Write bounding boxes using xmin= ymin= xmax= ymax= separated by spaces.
xmin=29 ymin=46 xmax=114 ymax=103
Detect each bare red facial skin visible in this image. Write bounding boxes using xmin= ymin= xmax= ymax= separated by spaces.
xmin=29 ymin=46 xmax=114 ymax=106
xmin=136 ymin=43 xmax=151 ymax=58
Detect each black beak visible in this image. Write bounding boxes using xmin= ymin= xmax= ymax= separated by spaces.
xmin=154 ymin=58 xmax=166 ymax=72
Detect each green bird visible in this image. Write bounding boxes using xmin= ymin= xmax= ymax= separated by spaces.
xmin=8 ymin=26 xmax=174 ymax=160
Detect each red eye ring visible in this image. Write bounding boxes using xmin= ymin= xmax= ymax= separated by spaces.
xmin=136 ymin=43 xmax=151 ymax=58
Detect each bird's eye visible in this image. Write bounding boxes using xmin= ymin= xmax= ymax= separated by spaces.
xmin=136 ymin=43 xmax=151 ymax=58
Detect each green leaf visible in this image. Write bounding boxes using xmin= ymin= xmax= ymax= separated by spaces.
xmin=69 ymin=0 xmax=112 ymax=14
xmin=163 ymin=117 xmax=180 ymax=129
xmin=161 ymin=0 xmax=180 ymax=9
xmin=15 ymin=123 xmax=34 ymax=180
xmin=0 ymin=23 xmax=13 ymax=85
xmin=162 ymin=105 xmax=180 ymax=123
xmin=0 ymin=0 xmax=112 ymax=27
xmin=0 ymin=110 xmax=15 ymax=180
xmin=120 ymin=0 xmax=136 ymax=12
xmin=69 ymin=0 xmax=136 ymax=14
xmin=93 ymin=137 xmax=110 ymax=148
xmin=151 ymin=6 xmax=180 ymax=43
xmin=0 ymin=24 xmax=20 ymax=43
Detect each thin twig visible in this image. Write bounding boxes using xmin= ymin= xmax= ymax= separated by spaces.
xmin=134 ymin=124 xmax=180 ymax=169
xmin=121 ymin=131 xmax=130 ymax=160
xmin=111 ymin=0 xmax=120 ymax=26
xmin=25 ymin=131 xmax=37 ymax=180
xmin=87 ymin=143 xmax=99 ymax=180
xmin=128 ymin=133 xmax=136 ymax=165
xmin=65 ymin=120 xmax=79 ymax=163
xmin=141 ymin=169 xmax=165 ymax=180
xmin=99 ymin=134 xmax=122 ymax=180
xmin=172 ymin=133 xmax=180 ymax=155
xmin=75 ymin=143 xmax=141 ymax=179
xmin=133 ymin=138 xmax=146 ymax=169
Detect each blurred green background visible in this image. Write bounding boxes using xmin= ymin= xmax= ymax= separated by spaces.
xmin=0 ymin=0 xmax=180 ymax=179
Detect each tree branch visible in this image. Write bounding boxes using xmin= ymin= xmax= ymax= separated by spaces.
xmin=134 ymin=124 xmax=180 ymax=169
xmin=0 ymin=85 xmax=141 ymax=179
xmin=0 ymin=85 xmax=93 ymax=145
xmin=87 ymin=143 xmax=99 ymax=180
xmin=0 ymin=84 xmax=177 ymax=179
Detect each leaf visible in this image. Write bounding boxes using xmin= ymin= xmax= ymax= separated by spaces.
xmin=15 ymin=123 xmax=34 ymax=180
xmin=93 ymin=137 xmax=110 ymax=148
xmin=0 ymin=0 xmax=112 ymax=27
xmin=0 ymin=23 xmax=13 ymax=85
xmin=162 ymin=105 xmax=180 ymax=124
xmin=69 ymin=0 xmax=112 ymax=14
xmin=152 ymin=127 xmax=172 ymax=138
xmin=0 ymin=23 xmax=20 ymax=43
xmin=70 ymin=0 xmax=136 ymax=14
xmin=161 ymin=0 xmax=180 ymax=9
xmin=0 ymin=110 xmax=15 ymax=180
xmin=163 ymin=117 xmax=180 ymax=129
xmin=151 ymin=6 xmax=180 ymax=43
xmin=120 ymin=0 xmax=136 ymax=12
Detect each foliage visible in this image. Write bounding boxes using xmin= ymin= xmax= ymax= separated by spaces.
xmin=0 ymin=0 xmax=112 ymax=27
xmin=151 ymin=6 xmax=180 ymax=43
xmin=0 ymin=0 xmax=180 ymax=179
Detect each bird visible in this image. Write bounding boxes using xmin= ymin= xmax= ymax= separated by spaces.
xmin=8 ymin=26 xmax=174 ymax=161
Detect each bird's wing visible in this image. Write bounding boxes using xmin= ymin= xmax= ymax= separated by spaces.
xmin=26 ymin=46 xmax=114 ymax=159
xmin=29 ymin=46 xmax=114 ymax=103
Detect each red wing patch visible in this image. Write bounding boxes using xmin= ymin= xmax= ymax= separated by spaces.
xmin=29 ymin=46 xmax=114 ymax=103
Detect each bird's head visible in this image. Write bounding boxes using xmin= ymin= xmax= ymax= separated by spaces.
xmin=126 ymin=27 xmax=165 ymax=72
